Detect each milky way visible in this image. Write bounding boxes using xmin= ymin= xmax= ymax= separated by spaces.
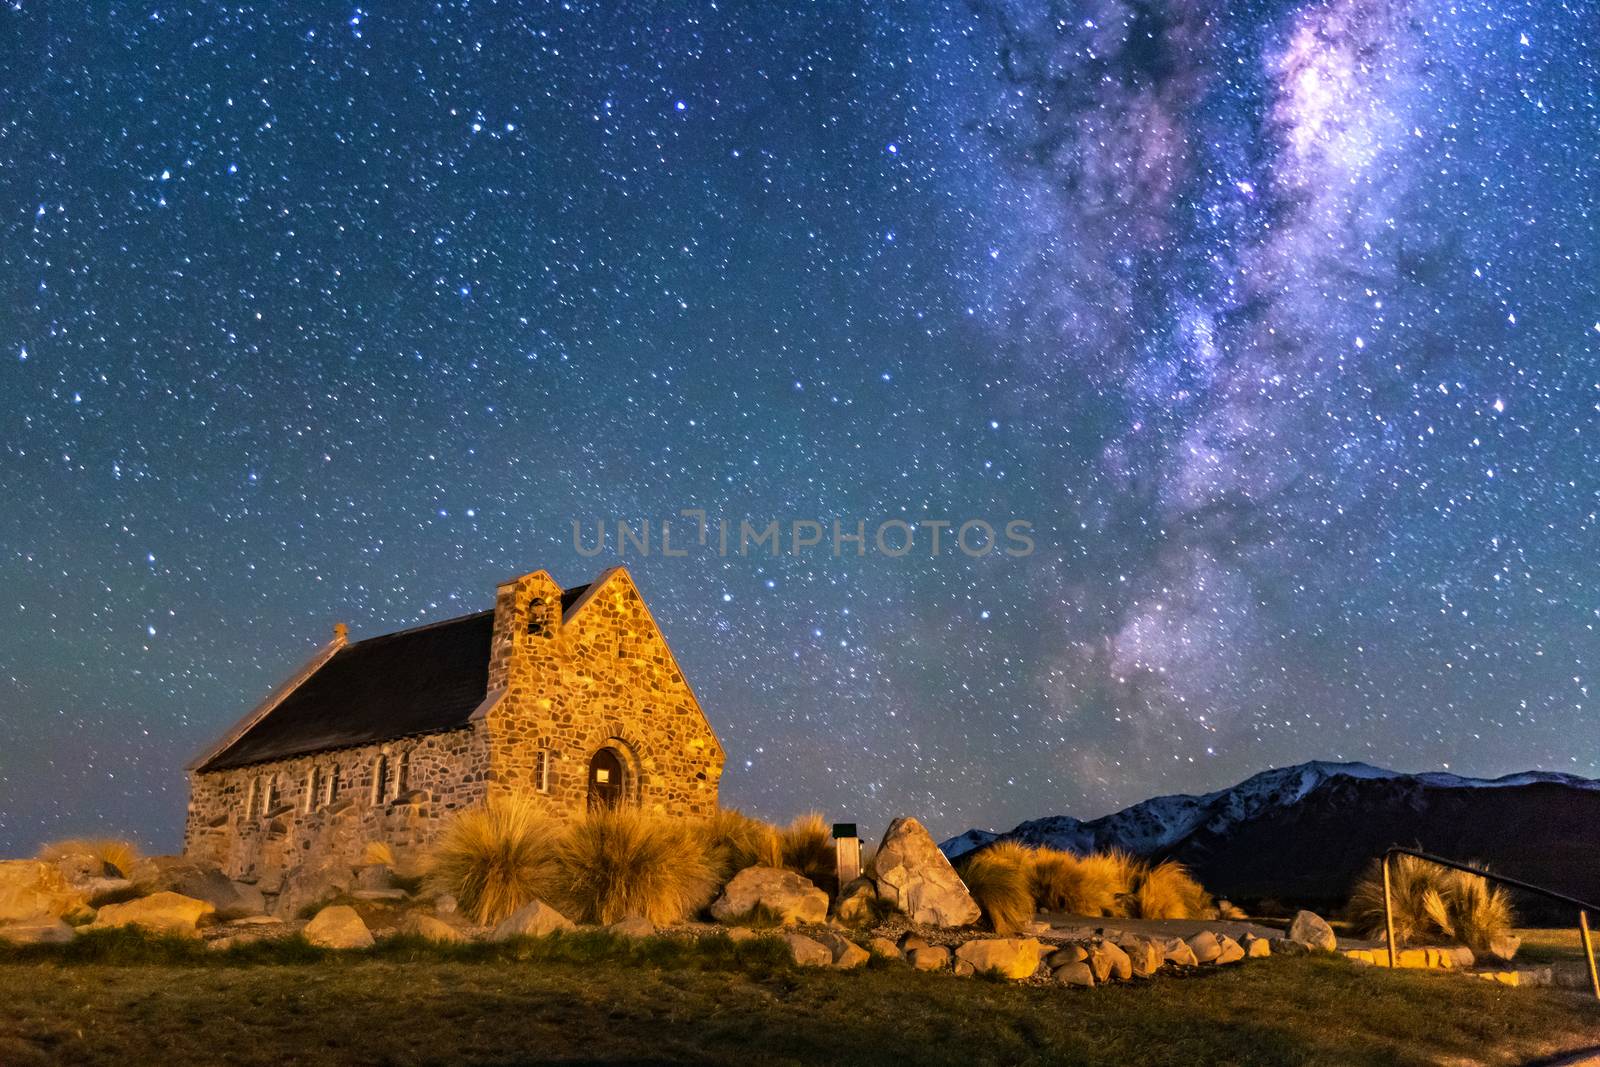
xmin=1 ymin=1 xmax=1596 ymax=853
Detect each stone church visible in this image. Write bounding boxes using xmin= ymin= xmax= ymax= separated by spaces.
xmin=184 ymin=567 xmax=725 ymax=884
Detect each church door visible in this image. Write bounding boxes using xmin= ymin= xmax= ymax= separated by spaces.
xmin=587 ymin=747 xmax=624 ymax=811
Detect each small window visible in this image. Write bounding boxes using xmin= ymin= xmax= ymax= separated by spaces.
xmin=394 ymin=750 xmax=409 ymax=796
xmin=372 ymin=754 xmax=389 ymax=805
xmin=304 ymin=766 xmax=320 ymax=813
xmin=264 ymin=775 xmax=279 ymax=815
xmin=244 ymin=778 xmax=258 ymax=819
xmin=535 ymin=749 xmax=552 ymax=794
xmin=325 ymin=764 xmax=340 ymax=806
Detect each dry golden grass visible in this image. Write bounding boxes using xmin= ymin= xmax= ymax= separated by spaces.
xmin=1349 ymin=854 xmax=1515 ymax=954
xmin=38 ymin=837 xmax=141 ymax=879
xmin=695 ymin=807 xmax=783 ymax=885
xmin=424 ymin=797 xmax=560 ymax=925
xmin=360 ymin=841 xmax=397 ymax=868
xmin=557 ymin=807 xmax=718 ymax=925
xmin=779 ymin=811 xmax=837 ymax=891
xmin=1130 ymin=859 xmax=1214 ymax=920
xmin=957 ymin=840 xmax=1035 ymax=934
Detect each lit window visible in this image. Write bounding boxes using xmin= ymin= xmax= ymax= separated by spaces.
xmin=244 ymin=778 xmax=258 ymax=819
xmin=535 ymin=749 xmax=552 ymax=794
xmin=304 ymin=766 xmax=320 ymax=813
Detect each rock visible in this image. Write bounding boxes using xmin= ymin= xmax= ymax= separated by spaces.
xmin=1241 ymin=933 xmax=1272 ymax=958
xmin=725 ymin=927 xmax=760 ymax=943
xmin=1486 ymin=933 xmax=1521 ymax=963
xmin=304 ymin=905 xmax=375 ymax=949
xmin=874 ymin=817 xmax=981 ymax=928
xmin=709 ymin=867 xmax=829 ymax=926
xmin=1214 ymin=935 xmax=1246 ymax=964
xmin=275 ymin=856 xmax=354 ymax=919
xmin=608 ymin=917 xmax=656 ymax=939
xmin=1153 ymin=936 xmax=1198 ymax=967
xmin=1269 ymin=937 xmax=1308 ymax=957
xmin=353 ymin=864 xmax=397 ymax=892
xmin=0 ymin=861 xmax=87 ymax=924
xmin=1287 ymin=910 xmax=1337 ymax=952
xmin=813 ymin=929 xmax=869 ymax=969
xmin=1186 ymin=931 xmax=1223 ymax=964
xmin=781 ymin=932 xmax=832 ymax=967
xmin=1053 ymin=961 xmax=1096 ymax=987
xmin=953 ymin=959 xmax=975 ymax=976
xmin=1048 ymin=944 xmax=1089 ymax=968
xmin=0 ymin=919 xmax=75 ymax=945
xmin=400 ymin=913 xmax=466 ymax=943
xmin=434 ymin=894 xmax=459 ymax=916
xmin=954 ymin=937 xmax=1045 ymax=980
xmin=90 ymin=891 xmax=215 ymax=936
xmin=1118 ymin=938 xmax=1166 ymax=977
xmin=490 ymin=899 xmax=576 ymax=940
xmin=907 ymin=945 xmax=950 ymax=971
xmin=124 ymin=857 xmax=261 ymax=920
xmin=867 ymin=936 xmax=903 ymax=959
xmin=899 ymin=934 xmax=930 ymax=953
xmin=833 ymin=877 xmax=878 ymax=926
xmin=351 ymin=889 xmax=408 ymax=902
xmin=1087 ymin=940 xmax=1132 ymax=982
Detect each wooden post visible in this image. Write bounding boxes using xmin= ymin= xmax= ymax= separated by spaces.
xmin=1382 ymin=854 xmax=1399 ymax=968
xmin=1581 ymin=909 xmax=1600 ymax=1002
xmin=832 ymin=823 xmax=861 ymax=887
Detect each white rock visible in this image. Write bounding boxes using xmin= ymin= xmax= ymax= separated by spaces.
xmin=781 ymin=931 xmax=832 ymax=967
xmin=491 ymin=899 xmax=576 ymax=940
xmin=1287 ymin=910 xmax=1337 ymax=952
xmin=709 ymin=866 xmax=828 ymax=926
xmin=873 ymin=816 xmax=981 ymax=928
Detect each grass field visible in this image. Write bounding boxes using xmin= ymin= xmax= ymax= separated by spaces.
xmin=2 ymin=931 xmax=1599 ymax=1066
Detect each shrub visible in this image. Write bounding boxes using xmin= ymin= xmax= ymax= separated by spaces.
xmin=695 ymin=808 xmax=783 ymax=886
xmin=1347 ymin=854 xmax=1516 ymax=953
xmin=39 ymin=837 xmax=141 ymax=879
xmin=779 ymin=811 xmax=837 ymax=892
xmin=958 ymin=841 xmax=1036 ymax=934
xmin=558 ymin=807 xmax=718 ymax=925
xmin=361 ymin=841 xmax=397 ymax=868
xmin=424 ymin=797 xmax=560 ymax=926
xmin=1027 ymin=847 xmax=1124 ymax=917
xmin=1129 ymin=860 xmax=1214 ymax=920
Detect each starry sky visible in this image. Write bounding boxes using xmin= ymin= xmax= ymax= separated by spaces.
xmin=2 ymin=0 xmax=1597 ymax=856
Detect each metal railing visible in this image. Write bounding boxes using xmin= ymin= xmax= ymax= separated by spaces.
xmin=1381 ymin=847 xmax=1600 ymax=1001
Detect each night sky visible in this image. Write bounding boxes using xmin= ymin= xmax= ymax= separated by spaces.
xmin=2 ymin=1 xmax=1597 ymax=856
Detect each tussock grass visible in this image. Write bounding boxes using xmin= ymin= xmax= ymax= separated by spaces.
xmin=423 ymin=797 xmax=560 ymax=925
xmin=957 ymin=841 xmax=1035 ymax=934
xmin=695 ymin=807 xmax=783 ymax=885
xmin=557 ymin=807 xmax=718 ymax=925
xmin=779 ymin=811 xmax=837 ymax=892
xmin=1130 ymin=860 xmax=1214 ymax=920
xmin=38 ymin=837 xmax=141 ymax=879
xmin=361 ymin=841 xmax=397 ymax=868
xmin=1028 ymin=848 xmax=1124 ymax=918
xmin=1348 ymin=854 xmax=1515 ymax=953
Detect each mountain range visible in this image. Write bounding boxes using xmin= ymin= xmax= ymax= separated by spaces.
xmin=940 ymin=761 xmax=1600 ymax=913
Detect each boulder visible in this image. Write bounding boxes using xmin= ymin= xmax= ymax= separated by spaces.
xmin=1214 ymin=935 xmax=1246 ymax=964
xmin=1087 ymin=940 xmax=1132 ymax=982
xmin=127 ymin=857 xmax=263 ymax=917
xmin=813 ymin=929 xmax=869 ymax=969
xmin=401 ymin=913 xmax=467 ymax=943
xmin=833 ymin=877 xmax=878 ymax=926
xmin=0 ymin=861 xmax=87 ymax=924
xmin=491 ymin=899 xmax=576 ymax=940
xmin=709 ymin=867 xmax=828 ymax=926
xmin=867 ymin=936 xmax=903 ymax=959
xmin=275 ymin=857 xmax=354 ymax=919
xmin=1241 ymin=933 xmax=1272 ymax=958
xmin=954 ymin=937 xmax=1045 ymax=980
xmin=781 ymin=932 xmax=832 ymax=967
xmin=1287 ymin=910 xmax=1337 ymax=952
xmin=434 ymin=894 xmax=460 ymax=917
xmin=304 ymin=905 xmax=374 ymax=949
xmin=1486 ymin=933 xmax=1521 ymax=963
xmin=607 ymin=917 xmax=656 ymax=939
xmin=90 ymin=891 xmax=215 ymax=935
xmin=907 ymin=944 xmax=950 ymax=971
xmin=353 ymin=864 xmax=397 ymax=892
xmin=1269 ymin=937 xmax=1309 ymax=957
xmin=899 ymin=934 xmax=930 ymax=953
xmin=1048 ymin=944 xmax=1089 ymax=968
xmin=1186 ymin=931 xmax=1224 ymax=964
xmin=0 ymin=918 xmax=75 ymax=945
xmin=1053 ymin=961 xmax=1096 ymax=987
xmin=1158 ymin=936 xmax=1199 ymax=967
xmin=874 ymin=817 xmax=981 ymax=928
xmin=1118 ymin=938 xmax=1166 ymax=977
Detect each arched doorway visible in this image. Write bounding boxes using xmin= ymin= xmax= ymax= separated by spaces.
xmin=587 ymin=747 xmax=625 ymax=811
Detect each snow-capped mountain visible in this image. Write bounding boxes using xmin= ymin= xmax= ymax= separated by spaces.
xmin=940 ymin=761 xmax=1600 ymax=911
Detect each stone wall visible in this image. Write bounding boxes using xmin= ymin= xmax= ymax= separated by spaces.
xmin=482 ymin=568 xmax=725 ymax=820
xmin=183 ymin=726 xmax=488 ymax=883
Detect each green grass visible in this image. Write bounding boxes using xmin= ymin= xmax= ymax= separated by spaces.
xmin=1 ymin=935 xmax=1598 ymax=1065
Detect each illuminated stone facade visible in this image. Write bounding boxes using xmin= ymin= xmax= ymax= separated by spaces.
xmin=183 ymin=567 xmax=724 ymax=889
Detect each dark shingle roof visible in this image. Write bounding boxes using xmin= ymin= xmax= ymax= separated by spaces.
xmin=200 ymin=582 xmax=597 ymax=772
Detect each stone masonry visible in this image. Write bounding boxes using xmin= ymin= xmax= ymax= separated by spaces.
xmin=183 ymin=567 xmax=724 ymax=888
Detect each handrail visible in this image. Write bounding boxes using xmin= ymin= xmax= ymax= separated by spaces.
xmin=1381 ymin=847 xmax=1600 ymax=1002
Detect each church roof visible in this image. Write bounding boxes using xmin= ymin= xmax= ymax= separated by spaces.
xmin=199 ymin=583 xmax=591 ymax=772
